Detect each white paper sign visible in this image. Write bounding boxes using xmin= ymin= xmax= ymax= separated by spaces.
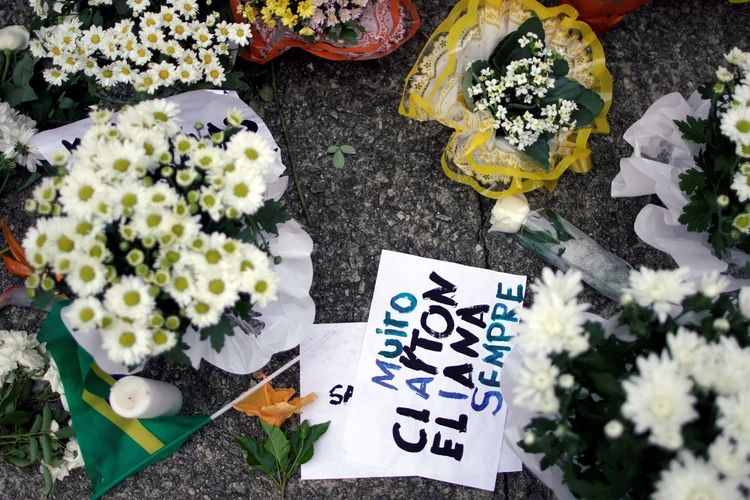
xmin=300 ymin=323 xmax=522 ymax=481
xmin=341 ymin=251 xmax=527 ymax=490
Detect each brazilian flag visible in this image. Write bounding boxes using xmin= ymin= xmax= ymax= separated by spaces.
xmin=39 ymin=302 xmax=211 ymax=499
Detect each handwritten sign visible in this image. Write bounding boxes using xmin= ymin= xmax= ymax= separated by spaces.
xmin=300 ymin=323 xmax=522 ymax=481
xmin=341 ymin=251 xmax=526 ymax=490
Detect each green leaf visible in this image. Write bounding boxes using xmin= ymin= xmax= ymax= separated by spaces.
xmin=339 ymin=145 xmax=356 ymax=155
xmin=678 ymin=195 xmax=712 ymax=233
xmin=249 ymin=199 xmax=292 ymax=236
xmin=589 ymin=371 xmax=623 ymax=398
xmin=298 ymin=420 xmax=311 ymax=439
xmin=30 ymin=415 xmax=42 ymax=433
xmin=573 ymin=87 xmax=604 ymax=126
xmin=1 ymin=410 xmax=32 ymax=425
xmin=5 ymin=455 xmax=33 ymax=467
xmin=42 ymin=406 xmax=51 ymax=433
xmin=41 ymin=434 xmax=52 ymax=463
xmin=339 ymin=28 xmax=359 ymax=46
xmin=0 ymin=82 xmax=23 ymax=107
xmin=552 ymin=58 xmax=569 ymax=78
xmin=164 ymin=340 xmax=192 ymax=365
xmin=540 ymin=78 xmax=583 ymax=105
xmin=54 ymin=426 xmax=75 ymax=439
xmin=29 ymin=437 xmax=39 ymax=463
xmin=326 ymin=145 xmax=339 ymax=154
xmin=199 ymin=314 xmax=234 ymax=353
xmin=12 ymin=54 xmax=35 ymax=87
xmin=462 ymin=65 xmax=476 ymax=111
xmin=490 ymin=16 xmax=545 ymax=70
xmin=43 ymin=464 xmax=53 ymax=496
xmin=58 ymin=97 xmax=76 ymax=109
xmin=261 ymin=421 xmax=290 ymax=464
xmin=333 ymin=149 xmax=345 ymax=169
xmin=18 ymin=172 xmax=42 ymax=192
xmin=223 ymin=71 xmax=249 ymax=91
xmin=113 ymin=0 xmax=131 ymax=16
xmin=92 ymin=11 xmax=103 ymax=26
xmin=235 ymin=436 xmax=276 ymax=475
xmin=522 ymin=136 xmax=551 ymax=171
xmin=259 ymin=85 xmax=274 ymax=102
xmin=675 ymin=115 xmax=710 ymax=144
xmin=247 ymin=100 xmax=265 ymax=119
xmin=678 ymin=168 xmax=705 ymax=196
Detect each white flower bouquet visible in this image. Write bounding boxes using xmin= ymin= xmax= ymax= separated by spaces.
xmin=0 ymin=329 xmax=80 ymax=495
xmin=612 ymin=48 xmax=750 ymax=288
xmin=503 ymin=267 xmax=750 ymax=499
xmin=21 ymin=97 xmax=293 ymax=373
xmin=0 ymin=101 xmax=45 ymax=193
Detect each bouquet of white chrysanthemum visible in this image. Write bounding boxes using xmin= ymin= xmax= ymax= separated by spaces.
xmin=21 ymin=98 xmax=290 ymax=369
xmin=27 ymin=0 xmax=251 ymax=94
xmin=503 ymin=267 xmax=750 ymax=500
xmin=0 ymin=329 xmax=80 ymax=495
xmin=0 ymin=101 xmax=44 ymax=175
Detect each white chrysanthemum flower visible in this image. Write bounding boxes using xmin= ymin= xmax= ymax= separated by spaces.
xmin=1 ymin=330 xmax=46 ymax=372
xmin=198 ymin=186 xmax=224 ymax=221
xmin=5 ymin=126 xmax=44 ymax=172
xmin=666 ymin=327 xmax=708 ymax=379
xmin=104 ymin=276 xmax=155 ymax=320
xmin=516 ymin=292 xmax=589 ymax=357
xmin=222 ymin=169 xmax=265 ymax=215
xmin=530 ymin=268 xmax=583 ymax=303
xmin=126 ymin=0 xmax=150 ymax=15
xmin=185 ymin=299 xmax=222 ymax=328
xmin=653 ymin=451 xmax=742 ymax=500
xmin=247 ymin=264 xmax=279 ymax=308
xmin=621 ymin=352 xmax=697 ymax=450
xmin=150 ymin=329 xmax=177 ymax=355
xmin=198 ymin=48 xmax=216 ymax=66
xmin=225 ymin=131 xmax=276 ymax=175
xmin=67 ymin=297 xmax=104 ymax=330
xmin=79 ymin=25 xmax=105 ymax=52
xmin=726 ymin=48 xmax=748 ymax=66
xmin=717 ymin=67 xmax=735 ymax=83
xmin=188 ymin=145 xmax=224 ymax=171
xmin=733 ymin=84 xmax=750 ymax=107
xmin=67 ymin=257 xmax=108 ymax=297
xmin=195 ymin=274 xmax=240 ymax=310
xmin=711 ymin=336 xmax=750 ymax=395
xmin=699 ymin=271 xmax=730 ymax=298
xmin=93 ymin=139 xmax=150 ymax=180
xmin=709 ymin=434 xmax=750 ymax=486
xmin=604 ymin=420 xmax=624 ymax=439
xmin=203 ymin=61 xmax=225 ymax=86
xmin=513 ymin=356 xmax=560 ymax=414
xmin=192 ymin=25 xmax=213 ymax=48
xmin=717 ymin=391 xmax=750 ymax=445
xmin=134 ymin=99 xmax=182 ymax=137
xmin=722 ymin=106 xmax=750 ymax=146
xmin=623 ymin=268 xmax=695 ymax=323
xmin=101 ymin=322 xmax=151 ymax=366
xmin=731 ymin=172 xmax=750 ymax=202
xmin=149 ymin=60 xmax=177 ymax=88
xmin=227 ymin=23 xmax=251 ymax=46
xmin=176 ymin=63 xmax=199 ymax=84
xmin=165 ymin=264 xmax=197 ymax=307
xmin=739 ymin=286 xmax=750 ymax=319
xmin=43 ymin=66 xmax=67 ymax=85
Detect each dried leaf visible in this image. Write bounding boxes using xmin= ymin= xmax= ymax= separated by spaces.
xmin=233 ymin=382 xmax=317 ymax=427
xmin=2 ymin=254 xmax=33 ymax=278
xmin=1 ymin=220 xmax=30 ymax=267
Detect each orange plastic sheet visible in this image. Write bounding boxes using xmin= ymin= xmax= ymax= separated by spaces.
xmin=230 ymin=0 xmax=419 ymax=63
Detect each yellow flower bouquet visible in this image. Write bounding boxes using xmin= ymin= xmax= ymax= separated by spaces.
xmin=399 ymin=0 xmax=612 ymax=199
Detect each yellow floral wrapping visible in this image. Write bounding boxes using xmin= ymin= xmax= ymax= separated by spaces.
xmin=399 ymin=0 xmax=612 ymax=199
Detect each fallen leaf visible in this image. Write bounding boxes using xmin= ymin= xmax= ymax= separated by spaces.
xmin=1 ymin=220 xmax=33 ymax=277
xmin=233 ymin=383 xmax=317 ymax=428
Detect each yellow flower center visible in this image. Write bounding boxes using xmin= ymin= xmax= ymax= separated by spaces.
xmin=80 ymin=266 xmax=95 ymax=282
xmin=255 ymin=281 xmax=268 ymax=293
xmin=119 ymin=332 xmax=136 ymax=347
xmin=124 ymin=291 xmax=140 ymax=306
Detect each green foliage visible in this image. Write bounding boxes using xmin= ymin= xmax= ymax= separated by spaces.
xmin=199 ymin=314 xmax=234 ymax=353
xmin=236 ymin=420 xmax=330 ymax=497
xmin=327 ymin=145 xmax=357 ymax=169
xmin=0 ymin=368 xmax=74 ymax=497
xmin=675 ymin=116 xmax=710 ymax=145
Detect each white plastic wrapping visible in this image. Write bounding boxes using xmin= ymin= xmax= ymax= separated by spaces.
xmin=39 ymin=90 xmax=315 ymax=375
xmin=611 ymin=91 xmax=750 ymax=289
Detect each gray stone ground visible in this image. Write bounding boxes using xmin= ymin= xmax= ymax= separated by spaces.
xmin=1 ymin=0 xmax=750 ymax=498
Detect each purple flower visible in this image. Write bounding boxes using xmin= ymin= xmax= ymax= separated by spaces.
xmin=339 ymin=8 xmax=352 ymax=22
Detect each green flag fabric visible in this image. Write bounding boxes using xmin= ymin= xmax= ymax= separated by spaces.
xmin=38 ymin=302 xmax=212 ymax=499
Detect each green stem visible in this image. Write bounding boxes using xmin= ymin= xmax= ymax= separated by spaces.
xmin=1 ymin=50 xmax=11 ymax=85
xmin=0 ymin=247 xmax=9 ymax=255
xmin=271 ymin=61 xmax=311 ymax=226
xmin=0 ymin=171 xmax=10 ymax=196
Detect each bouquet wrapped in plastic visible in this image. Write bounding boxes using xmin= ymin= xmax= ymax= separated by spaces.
xmin=612 ymin=48 xmax=750 ymax=289
xmin=229 ymin=0 xmax=418 ymax=63
xmin=400 ymin=0 xmax=611 ymax=200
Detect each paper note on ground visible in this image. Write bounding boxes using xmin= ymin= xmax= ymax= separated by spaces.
xmin=340 ymin=251 xmax=526 ymax=490
xmin=300 ymin=323 xmax=521 ymax=481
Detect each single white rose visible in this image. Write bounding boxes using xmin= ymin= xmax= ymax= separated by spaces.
xmin=489 ymin=193 xmax=530 ymax=233
xmin=0 ymin=26 xmax=30 ymax=52
xmin=739 ymin=287 xmax=750 ymax=319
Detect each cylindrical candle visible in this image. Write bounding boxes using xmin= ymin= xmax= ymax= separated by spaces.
xmin=109 ymin=376 xmax=183 ymax=419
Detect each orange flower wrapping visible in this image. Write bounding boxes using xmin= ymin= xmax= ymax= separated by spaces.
xmin=558 ymin=0 xmax=647 ymax=35
xmin=233 ymin=382 xmax=317 ymax=427
xmin=230 ymin=0 xmax=419 ymax=63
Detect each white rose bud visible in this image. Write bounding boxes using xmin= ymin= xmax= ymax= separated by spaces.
xmin=489 ymin=193 xmax=530 ymax=233
xmin=0 ymin=26 xmax=30 ymax=52
xmin=604 ymin=420 xmax=624 ymax=439
xmin=738 ymin=287 xmax=750 ymax=319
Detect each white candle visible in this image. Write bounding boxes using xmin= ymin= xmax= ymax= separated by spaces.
xmin=109 ymin=376 xmax=183 ymax=419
